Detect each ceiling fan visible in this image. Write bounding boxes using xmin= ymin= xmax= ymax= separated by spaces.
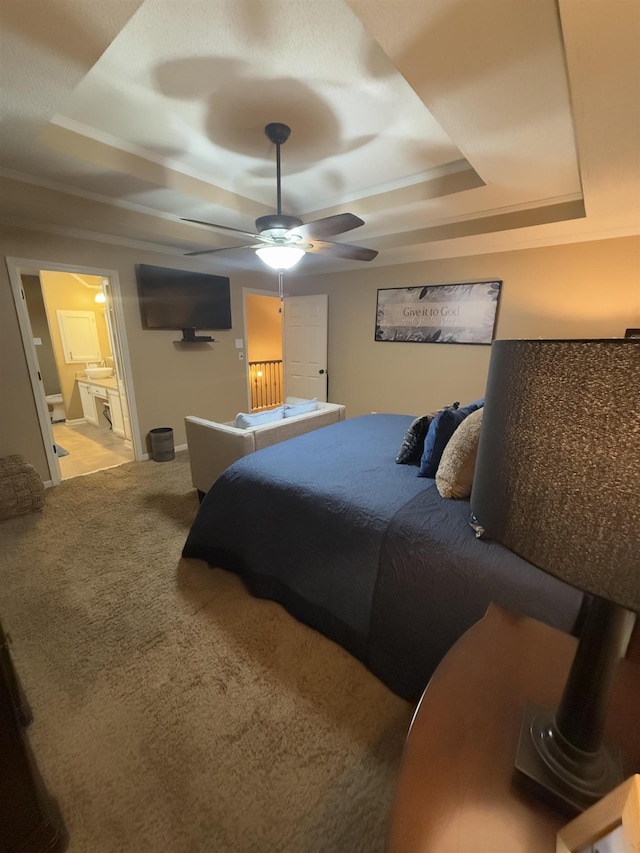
xmin=181 ymin=122 xmax=378 ymax=271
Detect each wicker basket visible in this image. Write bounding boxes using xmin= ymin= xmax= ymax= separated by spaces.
xmin=0 ymin=455 xmax=45 ymax=521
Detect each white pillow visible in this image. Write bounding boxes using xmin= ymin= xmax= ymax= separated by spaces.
xmin=235 ymin=406 xmax=285 ymax=429
xmin=283 ymin=398 xmax=318 ymax=418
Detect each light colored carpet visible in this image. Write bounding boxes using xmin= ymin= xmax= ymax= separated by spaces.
xmin=0 ymin=452 xmax=413 ymax=852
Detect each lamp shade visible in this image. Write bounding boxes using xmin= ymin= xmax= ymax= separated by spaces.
xmin=471 ymin=339 xmax=640 ymax=613
xmin=255 ymin=246 xmax=305 ymax=271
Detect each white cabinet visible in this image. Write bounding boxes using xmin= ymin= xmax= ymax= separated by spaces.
xmin=78 ymin=381 xmax=98 ymax=425
xmin=57 ymin=310 xmax=101 ymax=363
xmin=91 ymin=386 xmax=110 ymax=428
xmin=78 ymin=379 xmax=125 ymax=437
xmin=107 ymin=389 xmax=125 ymax=437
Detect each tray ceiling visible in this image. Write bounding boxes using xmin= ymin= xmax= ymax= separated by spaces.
xmin=0 ymin=0 xmax=638 ymax=273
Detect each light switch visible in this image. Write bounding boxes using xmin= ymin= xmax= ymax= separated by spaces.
xmin=235 ymin=338 xmax=244 ymax=348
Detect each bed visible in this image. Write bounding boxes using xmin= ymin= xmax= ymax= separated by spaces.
xmin=182 ymin=414 xmax=585 ymax=699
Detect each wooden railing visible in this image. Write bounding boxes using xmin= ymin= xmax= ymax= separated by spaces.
xmin=248 ymin=360 xmax=283 ymax=410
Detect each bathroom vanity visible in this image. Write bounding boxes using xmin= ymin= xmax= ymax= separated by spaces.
xmin=77 ymin=378 xmax=125 ymax=437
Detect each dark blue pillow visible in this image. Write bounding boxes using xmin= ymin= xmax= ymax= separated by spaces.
xmin=396 ymin=413 xmax=435 ymax=465
xmin=418 ymin=398 xmax=484 ymax=478
xmin=396 ymin=401 xmax=460 ymax=465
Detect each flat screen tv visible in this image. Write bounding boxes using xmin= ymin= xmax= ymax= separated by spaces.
xmin=136 ymin=264 xmax=232 ymax=340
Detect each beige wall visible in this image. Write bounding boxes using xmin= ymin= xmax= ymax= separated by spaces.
xmin=2 ymin=224 xmax=638 ymax=483
xmin=0 ymin=223 xmax=274 ymax=480
xmin=290 ymin=236 xmax=640 ymax=416
xmin=245 ymin=293 xmax=282 ymax=362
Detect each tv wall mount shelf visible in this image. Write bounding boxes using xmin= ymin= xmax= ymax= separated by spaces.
xmin=176 ymin=329 xmax=216 ymax=343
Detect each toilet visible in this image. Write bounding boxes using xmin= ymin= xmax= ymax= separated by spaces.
xmin=46 ymin=393 xmax=66 ymax=423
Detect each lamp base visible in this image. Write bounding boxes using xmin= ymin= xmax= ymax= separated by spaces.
xmin=514 ymin=701 xmax=623 ymax=816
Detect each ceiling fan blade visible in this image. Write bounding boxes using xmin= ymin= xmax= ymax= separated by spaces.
xmin=184 ymin=244 xmax=258 ymax=257
xmin=305 ymin=240 xmax=378 ymax=262
xmin=291 ymin=213 xmax=365 ymax=240
xmin=181 ymin=218 xmax=259 ymax=241
xmin=180 ymin=128 xmax=376 ymax=264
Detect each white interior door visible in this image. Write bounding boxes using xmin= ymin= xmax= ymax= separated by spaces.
xmin=283 ymin=294 xmax=328 ymax=401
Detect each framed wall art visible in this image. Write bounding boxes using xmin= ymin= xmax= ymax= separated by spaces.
xmin=374 ymin=280 xmax=502 ymax=344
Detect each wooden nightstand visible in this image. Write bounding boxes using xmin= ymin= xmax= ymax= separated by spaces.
xmin=385 ymin=604 xmax=640 ymax=852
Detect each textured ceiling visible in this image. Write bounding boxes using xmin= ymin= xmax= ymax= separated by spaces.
xmin=0 ymin=0 xmax=638 ymax=275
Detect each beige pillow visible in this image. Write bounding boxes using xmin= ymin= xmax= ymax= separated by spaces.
xmin=435 ymin=408 xmax=484 ymax=499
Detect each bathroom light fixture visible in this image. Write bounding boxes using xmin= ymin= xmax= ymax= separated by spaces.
xmin=255 ymin=246 xmax=305 ymax=271
xmin=94 ymin=292 xmax=106 ymax=303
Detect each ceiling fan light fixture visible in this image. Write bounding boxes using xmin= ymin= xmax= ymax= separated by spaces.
xmin=182 ymin=124 xmax=376 ymax=265
xmin=255 ymin=245 xmax=305 ymax=271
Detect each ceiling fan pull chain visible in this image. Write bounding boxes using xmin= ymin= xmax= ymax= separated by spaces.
xmin=278 ymin=271 xmax=284 ymax=301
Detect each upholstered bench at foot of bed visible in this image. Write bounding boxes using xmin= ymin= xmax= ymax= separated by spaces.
xmin=185 ymin=400 xmax=346 ymax=498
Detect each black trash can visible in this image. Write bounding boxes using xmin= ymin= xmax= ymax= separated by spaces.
xmin=149 ymin=427 xmax=175 ymax=462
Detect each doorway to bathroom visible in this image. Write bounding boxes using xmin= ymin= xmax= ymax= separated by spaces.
xmin=7 ymin=258 xmax=141 ymax=485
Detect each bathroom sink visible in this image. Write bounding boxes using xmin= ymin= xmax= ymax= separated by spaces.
xmin=84 ymin=367 xmax=113 ymax=379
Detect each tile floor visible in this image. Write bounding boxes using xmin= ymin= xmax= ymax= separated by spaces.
xmin=52 ymin=421 xmax=134 ymax=480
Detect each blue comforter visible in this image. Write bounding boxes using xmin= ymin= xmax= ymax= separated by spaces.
xmin=183 ymin=414 xmax=584 ymax=698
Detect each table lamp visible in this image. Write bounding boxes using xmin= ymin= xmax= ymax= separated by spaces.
xmin=470 ymin=338 xmax=640 ymax=814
